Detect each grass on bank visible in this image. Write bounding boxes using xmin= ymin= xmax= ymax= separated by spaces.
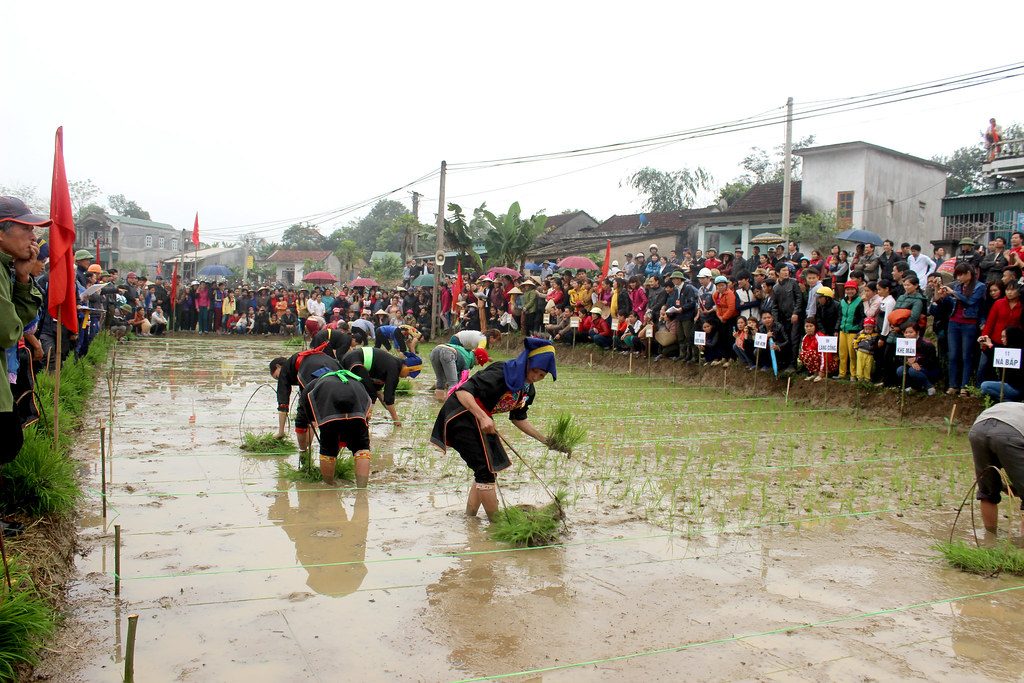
xmin=240 ymin=432 xmax=296 ymax=454
xmin=545 ymin=413 xmax=586 ymax=455
xmin=935 ymin=540 xmax=1024 ymax=577
xmin=0 ymin=333 xmax=113 ymax=517
xmin=490 ymin=493 xmax=567 ymax=547
xmin=277 ymin=449 xmax=355 ymax=483
xmin=0 ymin=557 xmax=58 ymax=681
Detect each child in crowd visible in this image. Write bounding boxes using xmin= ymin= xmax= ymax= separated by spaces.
xmin=799 ymin=317 xmax=838 ymax=382
xmin=731 ymin=316 xmax=753 ymax=368
xmin=853 ymin=317 xmax=880 ymax=382
xmin=700 ymin=320 xmax=722 ymax=365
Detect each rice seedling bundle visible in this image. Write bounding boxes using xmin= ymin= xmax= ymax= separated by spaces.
xmin=283 ymin=336 xmax=305 ymax=348
xmin=935 ymin=540 xmax=1024 ymax=577
xmin=489 ymin=493 xmax=566 ymax=547
xmin=277 ymin=449 xmax=355 ymax=483
xmin=395 ymin=378 xmax=413 ymax=396
xmin=241 ymin=432 xmax=296 ymax=453
xmin=545 ymin=413 xmax=586 ymax=455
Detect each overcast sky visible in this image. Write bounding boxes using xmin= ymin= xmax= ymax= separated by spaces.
xmin=4 ymin=1 xmax=1021 ymax=243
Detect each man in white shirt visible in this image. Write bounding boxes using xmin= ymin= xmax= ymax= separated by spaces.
xmin=804 ymin=268 xmax=822 ymax=319
xmin=907 ymin=244 xmax=936 ymax=282
xmin=306 ymin=293 xmax=326 ymax=319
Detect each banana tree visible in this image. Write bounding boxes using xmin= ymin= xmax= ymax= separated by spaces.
xmin=481 ymin=202 xmax=547 ymax=270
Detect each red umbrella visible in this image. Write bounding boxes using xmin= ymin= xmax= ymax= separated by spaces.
xmin=303 ymin=270 xmax=337 ymax=284
xmin=350 ymin=276 xmax=379 ymax=288
xmin=557 ymin=256 xmax=599 ymax=271
xmin=487 ymin=266 xmax=522 ymax=278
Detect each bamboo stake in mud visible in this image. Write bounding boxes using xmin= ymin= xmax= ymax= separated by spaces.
xmin=53 ymin=310 xmax=63 ymax=445
xmin=785 ymin=376 xmax=791 ymax=405
xmin=753 ymin=349 xmax=760 ymax=392
xmin=1000 ymin=367 xmax=1007 ymax=403
xmin=124 ymin=613 xmax=139 ymax=683
xmin=948 ymin=404 xmax=957 ymax=437
xmin=114 ymin=524 xmax=121 ymax=596
xmin=899 ymin=357 xmax=908 ymax=422
xmin=100 ymin=425 xmax=107 ymax=519
xmin=628 ymin=351 xmax=632 ymax=374
xmin=0 ymin=518 xmax=11 ymax=591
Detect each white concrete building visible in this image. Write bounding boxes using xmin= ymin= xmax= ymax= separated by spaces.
xmin=796 ymin=141 xmax=948 ymax=247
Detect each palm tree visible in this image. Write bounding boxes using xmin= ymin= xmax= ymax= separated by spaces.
xmin=443 ymin=203 xmax=485 ymax=273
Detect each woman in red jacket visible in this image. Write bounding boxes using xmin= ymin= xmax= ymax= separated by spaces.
xmin=979 ymin=279 xmax=1023 ymax=382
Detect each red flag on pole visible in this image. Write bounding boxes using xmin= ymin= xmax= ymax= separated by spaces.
xmin=48 ymin=127 xmax=79 ymax=334
xmin=170 ymin=260 xmax=180 ymax=304
xmin=452 ymin=261 xmax=463 ymax=313
xmin=600 ymin=239 xmax=611 ymax=280
xmin=191 ymin=212 xmax=200 ymax=248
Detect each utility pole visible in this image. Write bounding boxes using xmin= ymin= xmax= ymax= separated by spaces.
xmin=241 ymin=239 xmax=250 ymax=285
xmin=410 ymin=191 xmax=420 ymax=258
xmin=430 ymin=162 xmax=446 ymax=339
xmin=781 ymin=96 xmax=794 ymax=232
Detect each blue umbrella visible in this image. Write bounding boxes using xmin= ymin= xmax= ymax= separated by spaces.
xmin=836 ymin=228 xmax=883 ymax=246
xmin=198 ymin=264 xmax=232 ymax=278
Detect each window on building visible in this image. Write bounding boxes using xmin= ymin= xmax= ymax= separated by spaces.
xmin=170 ymin=239 xmax=178 ymax=251
xmin=836 ymin=191 xmax=854 ymax=229
xmin=918 ymin=201 xmax=927 ymax=220
xmin=145 ymin=235 xmax=153 ymax=248
xmin=159 ymin=236 xmax=166 ymax=249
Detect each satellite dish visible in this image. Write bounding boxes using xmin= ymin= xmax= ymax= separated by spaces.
xmin=717 ymin=198 xmax=729 ymax=212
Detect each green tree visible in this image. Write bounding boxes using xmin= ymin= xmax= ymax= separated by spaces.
xmin=343 ymin=199 xmax=409 ymax=257
xmin=77 ymin=202 xmax=107 ymax=220
xmin=784 ymin=210 xmax=837 ymax=252
xmin=0 ymin=182 xmax=47 ymax=213
xmin=933 ymin=122 xmax=1023 ymax=195
xmin=374 ymin=213 xmax=433 ymax=256
xmin=623 ymin=166 xmax=714 ymax=212
xmin=367 ymin=254 xmax=403 ymax=284
xmin=716 ymin=135 xmax=815 ymax=206
xmin=717 ymin=180 xmax=753 ymax=206
xmin=281 ymin=222 xmax=326 ymax=250
xmin=107 ymin=194 xmax=151 ymax=220
xmin=443 ymin=203 xmax=485 ymax=273
xmin=335 ymin=239 xmax=360 ymax=280
xmin=480 ymin=202 xmax=547 ymax=269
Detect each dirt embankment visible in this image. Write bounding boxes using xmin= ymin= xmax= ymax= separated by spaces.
xmin=551 ymin=346 xmax=985 ymax=426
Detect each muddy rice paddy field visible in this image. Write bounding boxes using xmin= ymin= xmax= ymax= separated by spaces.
xmin=35 ymin=336 xmax=1024 ymax=681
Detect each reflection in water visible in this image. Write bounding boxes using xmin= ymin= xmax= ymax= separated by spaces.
xmin=948 ymin=580 xmax=1024 ymax=679
xmin=267 ymin=479 xmax=369 ymax=597
xmin=424 ymin=522 xmax=569 ymax=677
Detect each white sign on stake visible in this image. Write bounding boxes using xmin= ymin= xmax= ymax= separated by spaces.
xmin=895 ymin=337 xmax=917 ymax=357
xmin=643 ymin=324 xmax=654 ymax=337
xmin=543 ymin=313 xmax=550 ymax=324
xmin=994 ymin=347 xmax=1022 ymax=369
xmin=569 ymin=316 xmax=580 ymax=329
xmin=754 ymin=332 xmax=768 ymax=349
xmin=817 ymin=335 xmax=839 ymax=354
xmin=694 ymin=330 xmax=706 ymax=346
xmin=611 ymin=317 xmax=619 ymax=329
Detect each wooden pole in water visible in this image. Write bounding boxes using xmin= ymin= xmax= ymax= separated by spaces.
xmin=100 ymin=425 xmax=107 ymax=519
xmin=124 ymin=613 xmax=139 ymax=683
xmin=114 ymin=524 xmax=121 ymax=596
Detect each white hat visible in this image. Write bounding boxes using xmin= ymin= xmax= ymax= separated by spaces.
xmin=361 ymin=308 xmax=371 ymax=315
xmin=467 ymin=302 xmax=478 ymax=308
xmin=374 ymin=309 xmax=387 ymax=315
xmin=611 ymin=260 xmax=619 ymax=267
xmin=589 ymin=306 xmax=602 ymax=314
xmin=698 ymin=268 xmax=713 ymax=278
xmin=508 ymin=287 xmax=523 ymax=295
xmin=396 ymin=286 xmax=407 ymax=292
xmin=649 ymin=243 xmax=659 ymax=250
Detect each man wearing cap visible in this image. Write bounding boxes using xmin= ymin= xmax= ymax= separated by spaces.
xmin=623 ymin=253 xmax=636 ymax=277
xmin=703 ymin=248 xmax=722 ymax=271
xmin=712 ymin=276 xmax=737 ymax=356
xmin=667 ymin=270 xmax=698 ymax=362
xmin=519 ymin=279 xmax=538 ymax=334
xmin=955 ymin=237 xmax=981 ymax=270
xmin=695 ymin=268 xmax=715 ymax=319
xmin=644 ymin=247 xmax=662 ymax=278
xmin=74 ymin=249 xmax=93 ymax=288
xmin=0 ymin=197 xmax=46 ymax=477
xmin=731 ymin=248 xmax=750 ymax=281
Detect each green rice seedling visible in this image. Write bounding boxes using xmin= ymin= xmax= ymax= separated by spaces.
xmin=240 ymin=432 xmax=296 ymax=454
xmin=489 ymin=492 xmax=567 ymax=547
xmin=282 ymin=336 xmax=305 ymax=348
xmin=545 ymin=412 xmax=586 ymax=455
xmin=277 ymin=449 xmax=355 ymax=483
xmin=395 ymin=378 xmax=413 ymax=396
xmin=935 ymin=540 xmax=1024 ymax=576
xmin=0 ymin=424 xmax=80 ymax=517
xmin=0 ymin=557 xmax=57 ymax=680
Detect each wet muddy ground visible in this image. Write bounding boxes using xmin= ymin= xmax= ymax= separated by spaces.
xmin=36 ymin=337 xmax=1024 ymax=681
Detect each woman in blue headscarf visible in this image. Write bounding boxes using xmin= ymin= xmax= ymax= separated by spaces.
xmin=431 ymin=337 xmax=566 ymax=521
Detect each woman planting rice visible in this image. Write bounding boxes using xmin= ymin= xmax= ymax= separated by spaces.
xmin=431 ymin=337 xmax=567 ymax=521
xmin=294 ymin=368 xmax=374 ymax=486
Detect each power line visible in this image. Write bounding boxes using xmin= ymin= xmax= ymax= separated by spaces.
xmin=447 ymin=62 xmax=1024 ymax=171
